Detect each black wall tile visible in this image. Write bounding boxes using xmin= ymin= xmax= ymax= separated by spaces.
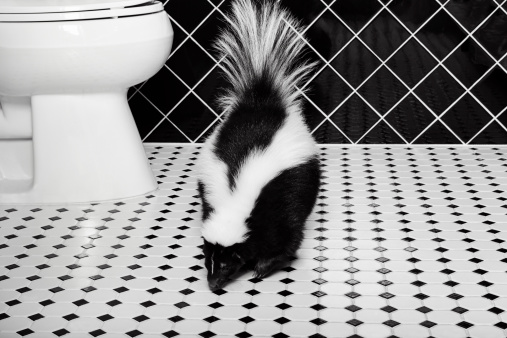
xmin=128 ymin=0 xmax=507 ymax=144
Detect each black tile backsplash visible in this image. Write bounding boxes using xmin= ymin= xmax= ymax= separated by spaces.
xmin=129 ymin=0 xmax=507 ymax=144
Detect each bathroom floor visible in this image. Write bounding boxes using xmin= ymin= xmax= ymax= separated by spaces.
xmin=1 ymin=144 xmax=507 ymax=338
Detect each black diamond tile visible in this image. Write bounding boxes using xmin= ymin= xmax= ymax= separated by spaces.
xmin=242 ymin=302 xmax=258 ymax=309
xmin=331 ymin=94 xmax=380 ymax=143
xmin=309 ymin=66 xmax=353 ymax=115
xmin=346 ymin=305 xmax=362 ymax=312
xmin=235 ymin=332 xmax=252 ymax=338
xmin=311 ymin=318 xmax=327 ymax=325
xmin=483 ymin=293 xmax=499 ymax=300
xmin=420 ymin=320 xmax=437 ymax=328
xmin=332 ymin=39 xmax=381 ymax=88
xmin=73 ymin=299 xmax=88 ymax=306
xmin=29 ymin=313 xmax=44 ymax=321
xmin=208 ymin=302 xmax=223 ymax=309
xmin=387 ymin=39 xmax=438 ymax=88
xmin=360 ymin=11 xmax=409 ymax=60
xmin=457 ymin=321 xmax=474 ymax=329
xmin=199 ymin=331 xmax=216 ymax=338
xmin=136 ymin=66 xmax=189 ymax=116
xmin=276 ymin=303 xmax=292 ymax=310
xmin=495 ymin=321 xmax=507 ymax=330
xmin=165 ymin=0 xmax=213 ymax=33
xmin=488 ymin=307 xmax=504 ymax=314
xmin=443 ymin=38 xmax=494 ymax=88
xmin=311 ymin=304 xmax=327 ymax=311
xmin=442 ymin=94 xmax=494 ymax=143
xmin=163 ymin=331 xmax=180 ymax=338
xmin=416 ymin=306 xmax=432 ymax=314
xmin=6 ymin=299 xmax=21 ymax=306
xmin=413 ymin=120 xmax=461 ymax=144
xmin=358 ymin=66 xmax=409 ymax=115
xmin=272 ymin=334 xmax=289 ymax=338
xmin=97 ymin=314 xmax=114 ymax=322
xmin=17 ymin=329 xmax=34 ymax=336
xmin=275 ymin=317 xmax=291 ymax=324
xmin=168 ymin=92 xmax=217 ymax=141
xmin=106 ymin=299 xmax=121 ymax=307
xmin=53 ymin=328 xmax=70 ymax=337
xmin=306 ymin=6 xmax=353 ymax=60
xmin=90 ymin=329 xmax=106 ymax=337
xmin=133 ymin=315 xmax=149 ymax=322
xmin=169 ymin=315 xmax=184 ymax=323
xmin=446 ymin=0 xmax=497 ymax=32
xmin=330 ymin=1 xmax=382 ymax=32
xmin=40 ymin=299 xmax=54 ymax=306
xmin=300 ymin=96 xmax=327 ymax=132
xmin=383 ymin=320 xmax=400 ymax=327
xmin=346 ymin=319 xmax=364 ymax=327
xmin=167 ymin=39 xmax=215 ymax=88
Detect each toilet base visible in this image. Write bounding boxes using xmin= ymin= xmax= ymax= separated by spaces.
xmin=0 ymin=91 xmax=157 ymax=204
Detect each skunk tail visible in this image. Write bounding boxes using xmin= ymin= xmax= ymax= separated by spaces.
xmin=214 ymin=0 xmax=316 ymax=110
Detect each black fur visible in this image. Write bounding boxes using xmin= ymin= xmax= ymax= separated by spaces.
xmin=197 ymin=180 xmax=213 ymax=221
xmin=243 ymin=157 xmax=321 ymax=278
xmin=198 ymin=0 xmax=320 ymax=291
xmin=200 ymin=156 xmax=320 ymax=290
xmin=213 ymin=75 xmax=287 ymax=189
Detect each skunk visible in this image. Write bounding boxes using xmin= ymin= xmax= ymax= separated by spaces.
xmin=197 ymin=0 xmax=320 ymax=291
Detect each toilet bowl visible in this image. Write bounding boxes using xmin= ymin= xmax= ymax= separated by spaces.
xmin=0 ymin=0 xmax=173 ymax=204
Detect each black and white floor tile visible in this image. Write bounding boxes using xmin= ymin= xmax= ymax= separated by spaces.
xmin=1 ymin=144 xmax=507 ymax=338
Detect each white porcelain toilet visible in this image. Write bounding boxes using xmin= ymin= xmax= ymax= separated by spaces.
xmin=0 ymin=0 xmax=173 ymax=204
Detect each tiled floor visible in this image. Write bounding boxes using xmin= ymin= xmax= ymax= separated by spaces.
xmin=1 ymin=144 xmax=507 ymax=338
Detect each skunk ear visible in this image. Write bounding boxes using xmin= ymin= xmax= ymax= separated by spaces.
xmin=253 ymin=255 xmax=288 ymax=279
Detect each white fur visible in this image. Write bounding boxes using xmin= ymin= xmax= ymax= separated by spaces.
xmin=199 ymin=106 xmax=317 ymax=247
xmin=214 ymin=0 xmax=317 ymax=110
xmin=198 ymin=0 xmax=318 ymax=247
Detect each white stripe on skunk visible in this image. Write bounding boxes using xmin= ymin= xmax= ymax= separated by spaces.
xmin=200 ymin=106 xmax=317 ymax=247
xmin=197 ymin=0 xmax=318 ymax=248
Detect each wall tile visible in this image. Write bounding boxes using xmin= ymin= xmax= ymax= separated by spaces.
xmin=129 ymin=0 xmax=507 ymax=144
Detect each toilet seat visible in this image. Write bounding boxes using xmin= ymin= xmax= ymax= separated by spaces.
xmin=0 ymin=0 xmax=163 ymax=22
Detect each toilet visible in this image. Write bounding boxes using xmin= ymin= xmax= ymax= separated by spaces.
xmin=0 ymin=0 xmax=173 ymax=204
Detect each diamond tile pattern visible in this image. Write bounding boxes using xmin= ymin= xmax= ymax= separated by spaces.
xmin=2 ymin=144 xmax=507 ymax=337
xmin=128 ymin=0 xmax=507 ymax=144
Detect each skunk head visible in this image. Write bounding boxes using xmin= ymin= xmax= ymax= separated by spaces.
xmin=203 ymin=240 xmax=246 ymax=291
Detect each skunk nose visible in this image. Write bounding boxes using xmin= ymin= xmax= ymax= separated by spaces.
xmin=209 ymin=282 xmax=220 ymax=292
xmin=208 ymin=277 xmax=224 ymax=291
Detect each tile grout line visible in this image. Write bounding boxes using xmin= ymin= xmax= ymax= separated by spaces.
xmin=366 ymin=148 xmax=397 ymax=336
xmin=10 ymin=206 xmax=76 ymax=336
xmin=314 ymin=147 xmax=330 ymax=336
xmin=142 ymin=1 xmax=507 ymax=145
xmin=39 ymin=204 xmax=93 ymax=336
xmin=403 ymin=148 xmax=438 ymax=338
xmin=340 ymin=147 xmax=362 ymax=335
xmin=92 ymin=201 xmax=147 ymax=336
xmin=388 ymin=162 xmax=415 ymax=337
xmin=439 ymin=153 xmax=487 ymax=336
xmin=468 ymin=147 xmax=507 ymax=334
xmin=422 ymin=151 xmax=471 ymax=337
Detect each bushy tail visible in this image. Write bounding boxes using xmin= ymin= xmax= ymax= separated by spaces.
xmin=214 ymin=0 xmax=316 ymax=110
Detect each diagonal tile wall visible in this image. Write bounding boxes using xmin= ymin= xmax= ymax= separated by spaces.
xmin=128 ymin=0 xmax=507 ymax=144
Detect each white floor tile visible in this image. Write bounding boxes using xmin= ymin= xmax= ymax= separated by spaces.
xmin=1 ymin=145 xmax=507 ymax=337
